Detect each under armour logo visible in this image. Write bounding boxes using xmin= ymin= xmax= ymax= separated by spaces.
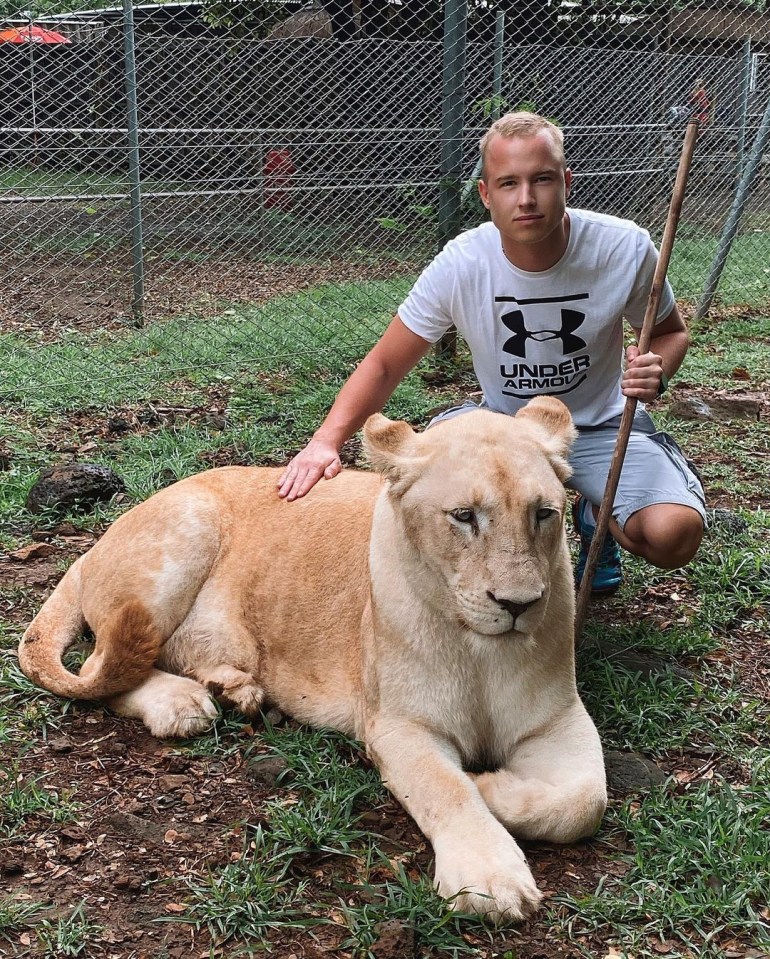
xmin=501 ymin=308 xmax=587 ymax=358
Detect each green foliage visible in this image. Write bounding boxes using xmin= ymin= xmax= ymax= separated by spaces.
xmin=339 ymin=855 xmax=493 ymax=957
xmin=578 ymin=654 xmax=766 ymax=760
xmin=174 ymin=825 xmax=323 ymax=945
xmin=0 ymin=897 xmax=47 ymax=943
xmin=254 ymin=722 xmax=385 ymax=805
xmin=36 ymin=903 xmax=103 ymax=958
xmin=199 ymin=0 xmax=283 ymax=35
xmin=556 ymin=774 xmax=770 ymax=957
xmin=0 ymin=764 xmax=80 ymax=838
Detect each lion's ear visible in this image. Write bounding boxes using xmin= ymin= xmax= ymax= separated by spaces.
xmin=515 ymin=397 xmax=577 ymax=481
xmin=363 ymin=414 xmax=425 ymax=494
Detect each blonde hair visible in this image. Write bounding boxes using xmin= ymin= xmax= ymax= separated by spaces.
xmin=479 ymin=112 xmax=565 ymax=177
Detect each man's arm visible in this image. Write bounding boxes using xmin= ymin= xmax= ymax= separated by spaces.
xmin=277 ymin=316 xmax=432 ymax=500
xmin=622 ymin=304 xmax=689 ymax=403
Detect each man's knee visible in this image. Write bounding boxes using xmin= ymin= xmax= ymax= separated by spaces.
xmin=625 ymin=505 xmax=704 ymax=568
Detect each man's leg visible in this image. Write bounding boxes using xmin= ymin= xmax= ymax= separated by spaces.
xmin=609 ymin=502 xmax=703 ymax=568
xmin=570 ymin=411 xmax=706 ymax=576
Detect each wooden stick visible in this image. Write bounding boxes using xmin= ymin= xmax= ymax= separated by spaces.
xmin=574 ymin=119 xmax=700 ymax=642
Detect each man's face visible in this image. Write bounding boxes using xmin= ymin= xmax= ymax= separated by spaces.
xmin=478 ymin=131 xmax=572 ymax=252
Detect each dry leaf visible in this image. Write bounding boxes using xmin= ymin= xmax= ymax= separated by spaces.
xmin=164 ymin=902 xmax=187 ymax=913
xmin=651 ymin=938 xmax=674 ymax=954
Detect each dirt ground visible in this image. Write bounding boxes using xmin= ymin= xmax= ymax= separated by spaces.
xmin=0 ymin=249 xmax=416 ymax=342
xmin=1 ymin=298 xmax=769 ymax=958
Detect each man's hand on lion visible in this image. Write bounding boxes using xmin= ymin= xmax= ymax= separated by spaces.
xmin=277 ymin=435 xmax=342 ymax=500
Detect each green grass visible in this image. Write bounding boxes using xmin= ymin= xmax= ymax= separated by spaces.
xmin=0 ymin=165 xmax=180 ymax=201
xmin=36 ymin=902 xmax=103 ymax=958
xmin=555 ymin=774 xmax=770 ymax=958
xmin=0 ymin=896 xmax=48 ymax=945
xmin=172 ymin=825 xmax=323 ymax=946
xmin=668 ymin=230 xmax=770 ymax=305
xmin=579 ymin=659 xmax=766 ymax=760
xmin=338 ymin=855 xmax=494 ymax=958
xmin=0 ymin=764 xmax=80 ymax=839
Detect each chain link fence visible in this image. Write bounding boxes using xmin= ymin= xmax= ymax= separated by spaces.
xmin=1 ymin=0 xmax=769 ymax=403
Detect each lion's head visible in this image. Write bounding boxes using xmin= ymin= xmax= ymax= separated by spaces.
xmin=363 ymin=397 xmax=576 ymax=639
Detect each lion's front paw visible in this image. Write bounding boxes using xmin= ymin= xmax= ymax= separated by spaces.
xmin=433 ymin=831 xmax=542 ymax=923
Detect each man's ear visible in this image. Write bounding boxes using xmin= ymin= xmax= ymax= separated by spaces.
xmin=564 ymin=167 xmax=573 ymax=199
xmin=478 ymin=178 xmax=491 ymax=209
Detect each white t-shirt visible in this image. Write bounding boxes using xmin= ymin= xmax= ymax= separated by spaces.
xmin=398 ymin=209 xmax=675 ymax=427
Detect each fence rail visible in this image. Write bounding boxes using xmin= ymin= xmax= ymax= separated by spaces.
xmin=1 ymin=1 xmax=769 ymax=401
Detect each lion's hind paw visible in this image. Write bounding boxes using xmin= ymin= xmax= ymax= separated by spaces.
xmin=109 ymin=672 xmax=218 ymax=739
xmin=198 ymin=665 xmax=265 ymax=718
xmin=148 ymin=691 xmax=219 ymax=739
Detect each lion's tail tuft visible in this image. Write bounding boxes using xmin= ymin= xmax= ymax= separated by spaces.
xmin=19 ymin=564 xmax=163 ymax=701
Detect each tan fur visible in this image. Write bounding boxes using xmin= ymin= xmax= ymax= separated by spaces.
xmin=19 ymin=397 xmax=606 ymax=921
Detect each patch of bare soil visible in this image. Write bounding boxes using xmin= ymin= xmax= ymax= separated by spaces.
xmin=0 ymin=251 xmax=417 ymax=341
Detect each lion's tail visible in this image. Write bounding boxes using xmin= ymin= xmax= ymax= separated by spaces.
xmin=18 ymin=559 xmax=162 ymax=701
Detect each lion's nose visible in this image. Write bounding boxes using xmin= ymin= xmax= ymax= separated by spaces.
xmin=487 ymin=592 xmax=540 ymax=620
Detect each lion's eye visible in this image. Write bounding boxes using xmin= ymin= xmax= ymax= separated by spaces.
xmin=451 ymin=508 xmax=476 ymax=525
xmin=536 ymin=507 xmax=556 ymax=522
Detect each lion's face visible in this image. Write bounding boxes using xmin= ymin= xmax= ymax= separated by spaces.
xmin=364 ymin=398 xmax=576 ymax=638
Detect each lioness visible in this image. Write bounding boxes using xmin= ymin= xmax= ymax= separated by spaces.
xmin=19 ymin=396 xmax=606 ymax=920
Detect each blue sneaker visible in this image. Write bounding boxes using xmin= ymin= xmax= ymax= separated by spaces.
xmin=572 ymin=495 xmax=623 ymax=595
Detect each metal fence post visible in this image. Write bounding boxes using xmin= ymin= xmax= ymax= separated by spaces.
xmin=736 ymin=38 xmax=752 ymax=178
xmin=122 ymin=0 xmax=145 ymax=327
xmin=460 ymin=9 xmax=505 ymax=206
xmin=695 ymin=96 xmax=770 ymax=321
xmin=436 ymin=0 xmax=468 ymax=361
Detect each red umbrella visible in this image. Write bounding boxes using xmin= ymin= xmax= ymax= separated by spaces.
xmin=0 ymin=24 xmax=71 ymax=43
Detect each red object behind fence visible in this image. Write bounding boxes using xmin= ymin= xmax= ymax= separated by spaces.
xmin=0 ymin=25 xmax=71 ymax=44
xmin=263 ymin=148 xmax=296 ymax=211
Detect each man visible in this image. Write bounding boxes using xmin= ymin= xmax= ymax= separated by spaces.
xmin=278 ymin=112 xmax=705 ymax=593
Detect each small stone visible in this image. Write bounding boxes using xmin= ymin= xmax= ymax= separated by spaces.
xmin=8 ymin=542 xmax=57 ymax=562
xmin=264 ymin=707 xmax=284 ymax=726
xmin=245 ymin=756 xmax=290 ymax=788
xmin=107 ymin=417 xmax=131 ymax=434
xmin=48 ymin=736 xmax=74 ymax=753
xmin=60 ymin=844 xmax=87 ymax=863
xmin=26 ymin=463 xmax=125 ymax=515
xmin=371 ymin=919 xmax=415 ymax=957
xmin=103 ymin=811 xmax=169 ymax=845
xmin=604 ymin=750 xmax=667 ymax=794
xmin=708 ymin=396 xmax=761 ymax=422
xmin=667 ymin=396 xmax=713 ymax=421
xmin=706 ymin=508 xmax=749 ymax=536
xmin=158 ymin=775 xmax=189 ymax=791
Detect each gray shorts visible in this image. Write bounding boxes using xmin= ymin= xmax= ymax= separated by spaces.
xmin=428 ymin=402 xmax=706 ymax=532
